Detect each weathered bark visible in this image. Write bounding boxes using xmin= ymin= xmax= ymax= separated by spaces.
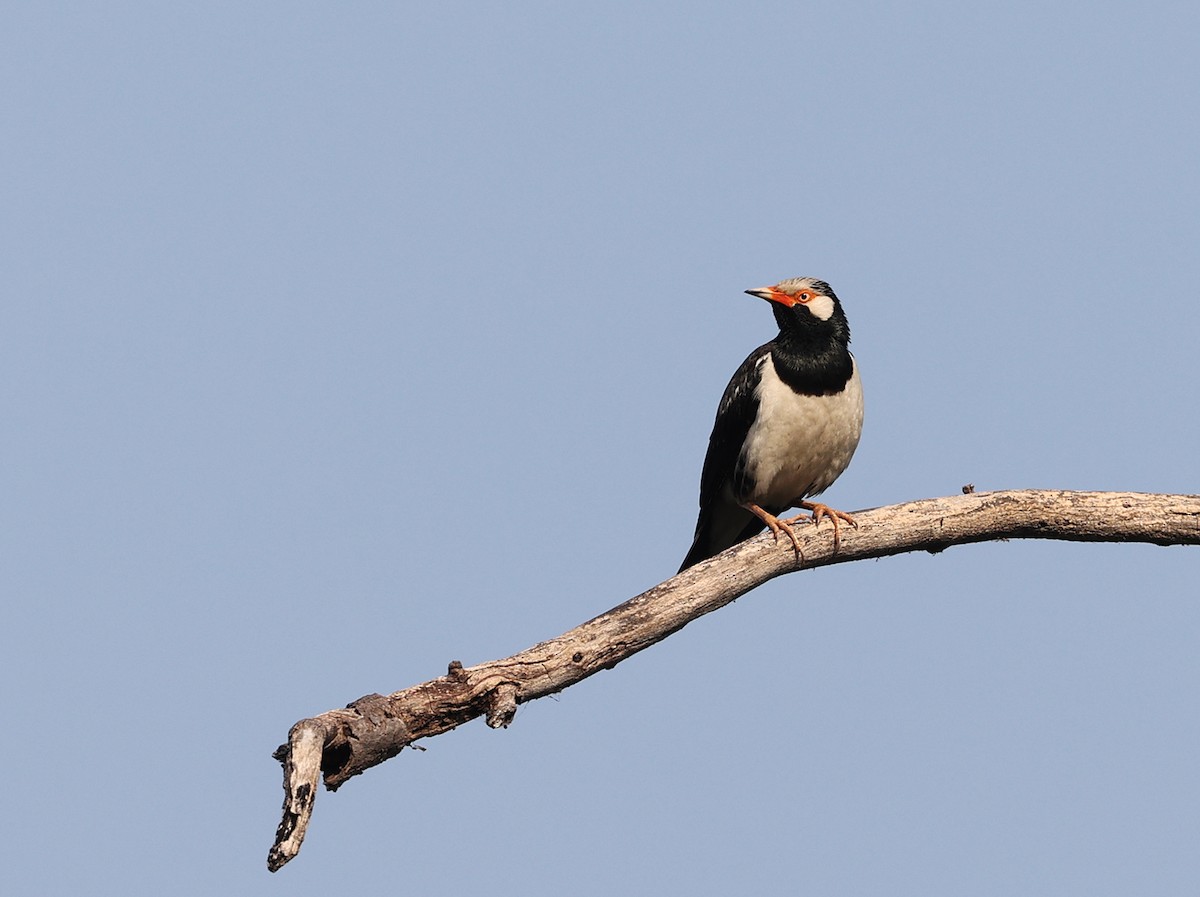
xmin=268 ymin=489 xmax=1199 ymax=871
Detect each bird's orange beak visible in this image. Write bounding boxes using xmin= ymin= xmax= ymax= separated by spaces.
xmin=745 ymin=286 xmax=797 ymax=307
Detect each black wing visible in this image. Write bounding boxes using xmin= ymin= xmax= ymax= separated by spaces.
xmin=679 ymin=343 xmax=773 ymax=571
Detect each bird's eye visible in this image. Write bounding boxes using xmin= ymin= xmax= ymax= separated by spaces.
xmin=798 ymin=293 xmax=810 ymax=302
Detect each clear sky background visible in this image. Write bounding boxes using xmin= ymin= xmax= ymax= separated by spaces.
xmin=3 ymin=2 xmax=1197 ymax=895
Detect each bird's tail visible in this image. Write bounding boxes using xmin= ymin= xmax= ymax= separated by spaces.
xmin=678 ymin=511 xmax=766 ymax=573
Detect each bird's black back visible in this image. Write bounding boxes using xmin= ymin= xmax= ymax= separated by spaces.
xmin=679 ymin=343 xmax=775 ymax=572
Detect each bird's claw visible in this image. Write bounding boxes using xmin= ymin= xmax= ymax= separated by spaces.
xmin=785 ymin=503 xmax=858 ymax=553
xmin=763 ymin=515 xmax=805 ymax=565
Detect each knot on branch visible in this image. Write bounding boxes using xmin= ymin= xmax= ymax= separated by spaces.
xmin=485 ymin=682 xmax=519 ymax=728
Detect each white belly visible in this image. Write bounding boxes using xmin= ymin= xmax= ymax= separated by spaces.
xmin=738 ymin=354 xmax=864 ymax=506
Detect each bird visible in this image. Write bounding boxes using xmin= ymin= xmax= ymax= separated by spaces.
xmin=679 ymin=277 xmax=864 ymax=572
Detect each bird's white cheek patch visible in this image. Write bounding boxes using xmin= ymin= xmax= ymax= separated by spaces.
xmin=806 ymin=295 xmax=835 ymax=321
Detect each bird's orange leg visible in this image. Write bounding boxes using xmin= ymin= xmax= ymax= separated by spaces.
xmin=743 ymin=502 xmax=805 ymax=564
xmin=784 ymin=502 xmax=858 ymax=552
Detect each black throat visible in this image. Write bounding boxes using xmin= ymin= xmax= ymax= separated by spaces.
xmin=768 ymin=304 xmax=854 ymax=396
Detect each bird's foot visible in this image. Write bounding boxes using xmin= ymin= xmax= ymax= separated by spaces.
xmin=785 ymin=502 xmax=858 ymax=553
xmin=744 ymin=503 xmax=805 ymax=565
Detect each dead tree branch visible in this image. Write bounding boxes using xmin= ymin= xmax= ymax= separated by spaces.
xmin=268 ymin=489 xmax=1199 ymax=870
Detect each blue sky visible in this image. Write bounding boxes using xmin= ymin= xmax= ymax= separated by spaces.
xmin=3 ymin=2 xmax=1197 ymax=894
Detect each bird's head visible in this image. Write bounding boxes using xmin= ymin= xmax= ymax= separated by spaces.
xmin=746 ymin=277 xmax=850 ymax=344
xmin=746 ymin=277 xmax=838 ymax=320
